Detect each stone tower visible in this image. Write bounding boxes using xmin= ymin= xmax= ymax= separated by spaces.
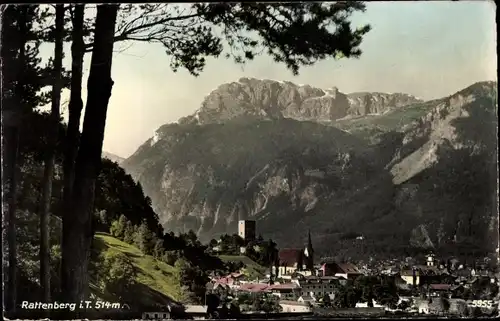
xmin=238 ymin=220 xmax=256 ymax=242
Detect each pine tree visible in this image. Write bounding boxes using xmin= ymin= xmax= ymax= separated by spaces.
xmin=1 ymin=4 xmax=53 ymax=313
xmin=61 ymin=5 xmax=119 ymax=303
xmin=123 ymin=220 xmax=135 ymax=244
xmin=38 ymin=4 xmax=65 ymax=304
xmin=61 ymin=2 xmax=370 ymax=302
xmin=134 ymin=220 xmax=153 ymax=254
xmin=109 ymin=214 xmax=128 ymax=239
xmin=152 ymin=237 xmax=165 ymax=258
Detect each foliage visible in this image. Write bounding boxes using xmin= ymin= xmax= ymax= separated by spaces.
xmin=354 ymin=275 xmax=399 ymax=309
xmin=134 ymin=220 xmax=154 ymax=254
xmin=397 ymin=300 xmax=411 ymax=311
xmin=108 ymin=3 xmax=370 ymax=76
xmin=246 ymin=238 xmax=279 ymax=269
xmin=333 ymin=284 xmax=359 ymax=308
xmin=373 ymin=277 xmax=399 ymax=309
xmin=471 ymin=277 xmax=499 ymax=300
xmin=96 ymin=250 xmax=136 ymax=302
xmin=15 ymin=210 xmax=63 ymax=301
xmin=95 ymin=159 xmax=164 ymax=237
xmin=205 ymin=293 xmax=220 ymax=318
xmin=456 ymin=300 xmax=469 ymax=317
xmin=175 ymin=258 xmax=210 ymax=304
xmin=2 ymin=5 xmax=55 ymax=114
xmin=109 ymin=214 xmax=128 ymax=239
xmin=321 ymin=293 xmax=332 ymax=308
xmin=162 ymin=251 xmax=179 ymax=266
xmin=89 ymin=233 xmax=184 ymax=306
xmin=217 ymin=234 xmax=245 ymax=255
xmin=440 ymin=297 xmax=450 ymax=313
xmin=354 ymin=275 xmax=378 ymax=307
xmin=218 ymin=255 xmax=266 ymax=280
xmin=152 ymin=237 xmax=165 ymax=258
xmin=240 ymin=293 xmax=281 ymax=313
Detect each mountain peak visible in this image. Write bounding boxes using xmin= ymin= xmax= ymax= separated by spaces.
xmin=179 ymin=78 xmax=422 ymax=125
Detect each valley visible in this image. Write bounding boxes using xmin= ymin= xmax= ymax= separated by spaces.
xmin=120 ymin=79 xmax=498 ymax=259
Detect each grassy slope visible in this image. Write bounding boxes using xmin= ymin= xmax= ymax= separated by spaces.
xmin=91 ymin=232 xmax=183 ymax=307
xmin=218 ymin=255 xmax=267 ymax=279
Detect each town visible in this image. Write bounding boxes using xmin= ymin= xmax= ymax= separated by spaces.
xmin=143 ymin=220 xmax=500 ymax=319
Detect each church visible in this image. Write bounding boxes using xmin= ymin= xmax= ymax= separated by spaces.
xmin=273 ymin=231 xmax=315 ymax=278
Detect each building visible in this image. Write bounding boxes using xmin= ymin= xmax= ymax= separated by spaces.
xmin=427 ymin=253 xmax=437 ymax=267
xmin=238 ymin=220 xmax=256 ymax=242
xmin=428 ymin=284 xmax=453 ymax=297
xmin=320 ymin=262 xmax=362 ymax=280
xmin=275 ymin=231 xmax=315 ymax=277
xmin=295 ymin=276 xmax=341 ymax=300
xmin=269 ymin=283 xmax=302 ymax=300
xmin=401 ymin=268 xmax=420 ymax=286
xmin=279 ymin=300 xmax=312 ymax=313
xmin=276 ymin=248 xmax=303 ymax=276
xmin=184 ymin=305 xmax=208 ymax=320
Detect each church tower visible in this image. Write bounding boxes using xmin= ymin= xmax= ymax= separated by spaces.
xmin=303 ymin=230 xmax=314 ymax=271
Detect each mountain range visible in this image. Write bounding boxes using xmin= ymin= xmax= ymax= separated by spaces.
xmin=102 ymin=151 xmax=125 ymax=164
xmin=121 ymin=78 xmax=498 ymax=259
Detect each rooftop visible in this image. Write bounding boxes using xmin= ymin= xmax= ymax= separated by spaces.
xmin=429 ymin=284 xmax=453 ymax=291
xmin=279 ymin=248 xmax=303 ymax=265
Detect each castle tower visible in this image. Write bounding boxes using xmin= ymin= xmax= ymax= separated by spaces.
xmin=304 ymin=230 xmax=314 ymax=270
xmin=238 ymin=220 xmax=256 ymax=242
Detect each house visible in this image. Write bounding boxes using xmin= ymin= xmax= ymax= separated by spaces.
xmin=400 ymin=268 xmax=419 ymax=286
xmin=417 ymin=301 xmax=430 ymax=314
xmin=355 ymin=301 xmax=387 ymax=309
xmin=269 ymin=283 xmax=302 ymax=300
xmin=319 ymin=262 xmax=362 ymax=279
xmin=237 ymin=283 xmax=271 ymax=293
xmin=206 ymin=281 xmax=231 ymax=293
xmin=184 ymin=305 xmax=208 ymax=320
xmin=208 ymin=272 xmax=244 ymax=290
xmin=279 ymin=300 xmax=312 ymax=313
xmin=295 ymin=276 xmax=340 ymax=300
xmin=428 ymin=284 xmax=453 ymax=297
xmin=298 ymin=295 xmax=316 ymax=305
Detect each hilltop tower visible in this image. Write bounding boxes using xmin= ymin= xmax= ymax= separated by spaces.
xmin=238 ymin=220 xmax=256 ymax=243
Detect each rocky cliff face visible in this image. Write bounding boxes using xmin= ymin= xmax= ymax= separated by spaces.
xmin=388 ymin=81 xmax=498 ymax=253
xmin=123 ymin=119 xmax=394 ymax=249
xmin=178 ymin=77 xmax=421 ymax=125
xmin=122 ymin=80 xmax=497 ymax=258
xmin=347 ymin=92 xmax=423 ymax=116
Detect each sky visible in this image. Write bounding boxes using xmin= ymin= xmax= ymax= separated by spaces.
xmin=39 ymin=1 xmax=497 ymax=158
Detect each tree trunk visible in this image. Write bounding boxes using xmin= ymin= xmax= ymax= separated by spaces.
xmin=61 ymin=4 xmax=118 ymax=304
xmin=1 ymin=6 xmax=30 ymax=313
xmin=3 ymin=123 xmax=20 ymax=314
xmin=39 ymin=4 xmax=64 ymax=304
xmin=61 ymin=4 xmax=85 ymax=219
xmin=60 ymin=4 xmax=85 ymax=301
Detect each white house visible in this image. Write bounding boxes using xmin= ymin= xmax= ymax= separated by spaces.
xmin=184 ymin=305 xmax=208 ymax=320
xmin=279 ymin=300 xmax=312 ymax=313
xmin=355 ymin=301 xmax=385 ymax=309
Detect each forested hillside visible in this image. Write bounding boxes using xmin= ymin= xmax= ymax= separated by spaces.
xmin=13 ymin=111 xmax=233 ymax=316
